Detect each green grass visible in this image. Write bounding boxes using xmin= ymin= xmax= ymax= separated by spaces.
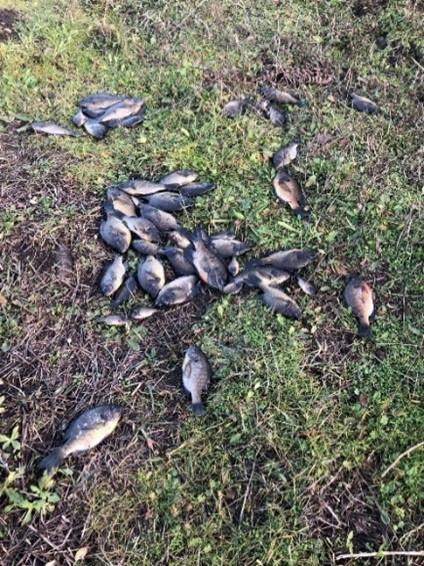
xmin=0 ymin=0 xmax=423 ymax=564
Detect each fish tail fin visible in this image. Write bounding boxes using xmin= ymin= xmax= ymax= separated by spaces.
xmin=358 ymin=323 xmax=371 ymax=339
xmin=38 ymin=447 xmax=64 ymax=474
xmin=192 ymin=402 xmax=206 ymax=417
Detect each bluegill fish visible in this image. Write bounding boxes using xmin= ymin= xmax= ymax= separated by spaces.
xmin=100 ymin=255 xmax=126 ymax=297
xmin=137 ymin=256 xmax=165 ymax=298
xmin=343 ymin=275 xmax=374 ymax=337
xmin=182 ymin=345 xmax=211 ymax=416
xmin=155 ymin=275 xmax=200 ymax=307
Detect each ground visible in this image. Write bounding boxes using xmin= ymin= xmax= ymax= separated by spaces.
xmin=0 ymin=1 xmax=423 ymax=564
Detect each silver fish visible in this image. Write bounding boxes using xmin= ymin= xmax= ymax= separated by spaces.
xmin=138 ymin=203 xmax=180 ymax=231
xmin=137 ymin=256 xmax=165 ymax=298
xmin=268 ymin=106 xmax=287 ymax=127
xmin=210 ymin=232 xmax=250 ymax=258
xmin=79 ymin=93 xmax=125 ymax=117
xmin=31 ymin=121 xmax=79 ymax=137
xmin=343 ymin=275 xmax=374 ymax=337
xmin=119 ymin=179 xmax=167 ymax=196
xmin=123 ymin=216 xmax=161 ymax=242
xmin=104 ymin=188 xmax=137 ymax=217
xmin=272 ymin=142 xmax=299 ymax=169
xmin=223 ymin=99 xmax=247 ymax=118
xmin=132 ymin=239 xmax=162 ymax=256
xmin=297 ymin=276 xmax=316 ymax=296
xmin=257 ymin=249 xmax=316 ymax=272
xmin=155 ymin=275 xmax=199 ymax=307
xmin=100 ymin=214 xmax=132 ymax=253
xmin=99 ymin=98 xmax=144 ymax=125
xmin=130 ymin=305 xmax=159 ymax=321
xmin=177 ymin=182 xmax=215 ymax=197
xmin=245 ymin=266 xmax=290 ymax=289
xmin=350 ymin=93 xmax=378 ymax=114
xmin=185 ymin=227 xmax=228 ymax=290
xmin=228 ymin=257 xmax=240 ymax=277
xmin=97 ymin=313 xmax=128 ymax=326
xmin=260 ymin=87 xmax=300 ymax=105
xmin=107 ymin=112 xmax=144 ymax=129
xmin=182 ymin=345 xmax=211 ymax=417
xmin=146 ymin=192 xmax=193 ymax=212
xmin=112 ymin=275 xmax=138 ymax=308
xmin=168 ymin=228 xmax=192 ymax=249
xmin=100 ymin=255 xmax=126 ymax=296
xmin=161 ymin=247 xmax=196 ymax=276
xmin=38 ymin=405 xmax=122 ymax=473
xmin=223 ymin=280 xmax=244 ymax=294
xmin=160 ymin=170 xmax=198 ymax=187
xmin=273 ymin=170 xmax=308 ymax=218
xmin=261 ymin=286 xmax=301 ymax=319
xmin=72 ymin=109 xmax=87 ymax=128
xmin=84 ymin=119 xmax=108 ymax=139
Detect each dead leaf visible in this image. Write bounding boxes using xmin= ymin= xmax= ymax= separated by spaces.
xmin=314 ymin=132 xmax=334 ymax=146
xmin=0 ymin=292 xmax=7 ymax=307
xmin=359 ymin=392 xmax=368 ymax=407
xmin=75 ymin=546 xmax=89 ymax=561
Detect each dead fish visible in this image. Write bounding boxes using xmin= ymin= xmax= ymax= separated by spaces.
xmin=132 ymin=239 xmax=162 ymax=256
xmin=177 ymin=182 xmax=215 ymax=197
xmin=257 ymin=249 xmax=316 ymax=272
xmin=72 ymin=109 xmax=87 ymax=128
xmin=223 ymin=98 xmax=247 ymax=118
xmin=228 ymin=257 xmax=240 ymax=277
xmin=343 ymin=275 xmax=374 ymax=337
xmin=130 ymin=305 xmax=159 ymax=321
xmin=272 ymin=142 xmax=299 ymax=169
xmin=210 ymin=232 xmax=250 ymax=258
xmin=119 ymin=179 xmax=167 ymax=196
xmin=182 ymin=345 xmax=211 ymax=417
xmin=99 ymin=98 xmax=144 ymax=125
xmin=54 ymin=244 xmax=74 ymax=283
xmin=160 ymin=170 xmax=198 ymax=187
xmin=38 ymin=405 xmax=122 ymax=473
xmin=146 ymin=192 xmax=193 ymax=212
xmin=155 ymin=275 xmax=200 ymax=307
xmin=108 ymin=112 xmax=144 ymax=128
xmin=261 ymin=286 xmax=302 ymax=319
xmin=168 ymin=228 xmax=192 ymax=249
xmin=112 ymin=275 xmax=138 ymax=309
xmin=137 ymin=256 xmax=165 ymax=298
xmin=100 ymin=214 xmax=132 ymax=253
xmin=297 ymin=276 xmax=316 ymax=296
xmin=350 ymin=92 xmax=378 ymax=114
xmin=97 ymin=313 xmax=128 ymax=326
xmin=138 ymin=204 xmax=180 ymax=231
xmin=83 ymin=119 xmax=108 ymax=139
xmin=104 ymin=188 xmax=137 ymax=217
xmin=123 ymin=216 xmax=161 ymax=242
xmin=185 ymin=227 xmax=228 ymax=291
xmin=31 ymin=122 xmax=79 ymax=137
xmin=260 ymin=87 xmax=300 ymax=105
xmin=223 ymin=279 xmax=244 ymax=294
xmin=245 ymin=266 xmax=290 ymax=289
xmin=79 ymin=93 xmax=125 ymax=117
xmin=273 ymin=170 xmax=308 ymax=218
xmin=160 ymin=247 xmax=196 ymax=276
xmin=100 ymin=255 xmax=126 ymax=297
xmin=269 ymin=106 xmax=287 ymax=127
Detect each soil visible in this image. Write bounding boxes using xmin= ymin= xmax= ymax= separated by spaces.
xmin=0 ymin=9 xmax=19 ymax=42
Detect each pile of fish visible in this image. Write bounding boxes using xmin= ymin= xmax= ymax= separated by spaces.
xmin=97 ymin=167 xmax=318 ymax=326
xmin=29 ymin=93 xmax=145 ymax=139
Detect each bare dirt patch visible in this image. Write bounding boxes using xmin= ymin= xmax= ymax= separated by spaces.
xmin=0 ymin=9 xmax=19 ymax=42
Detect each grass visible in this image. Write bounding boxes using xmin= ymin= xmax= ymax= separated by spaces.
xmin=0 ymin=0 xmax=423 ymax=564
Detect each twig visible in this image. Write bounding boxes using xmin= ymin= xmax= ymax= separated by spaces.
xmin=238 ymin=460 xmax=256 ymax=524
xmin=336 ymin=551 xmax=424 ymax=560
xmin=381 ymin=441 xmax=424 ymax=478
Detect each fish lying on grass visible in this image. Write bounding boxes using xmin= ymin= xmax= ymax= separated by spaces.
xmin=297 ymin=277 xmax=316 ymax=296
xmin=272 ymin=142 xmax=299 ymax=169
xmin=350 ymin=92 xmax=378 ymax=114
xmin=261 ymin=286 xmax=302 ymax=319
xmin=137 ymin=256 xmax=165 ymax=298
xmin=38 ymin=405 xmax=122 ymax=474
xmin=182 ymin=345 xmax=211 ymax=416
xmin=146 ymin=191 xmax=193 ymax=212
xmin=260 ymin=86 xmax=300 ymax=105
xmin=155 ymin=275 xmax=200 ymax=307
xmin=343 ymin=275 xmax=374 ymax=337
xmin=130 ymin=305 xmax=159 ymax=321
xmin=223 ymin=98 xmax=247 ymax=118
xmin=100 ymin=214 xmax=132 ymax=253
xmin=210 ymin=232 xmax=250 ymax=258
xmin=119 ymin=180 xmax=166 ymax=196
xmin=160 ymin=169 xmax=198 ymax=187
xmin=273 ymin=170 xmax=308 ymax=218
xmin=256 ymin=249 xmax=316 ymax=272
xmin=161 ymin=247 xmax=197 ymax=276
xmin=31 ymin=122 xmax=79 ymax=137
xmin=100 ymin=255 xmax=126 ymax=297
xmin=185 ymin=227 xmax=228 ymax=291
xmin=112 ymin=275 xmax=138 ymax=308
xmin=98 ymin=313 xmax=128 ymax=326
xmin=138 ymin=203 xmax=180 ymax=231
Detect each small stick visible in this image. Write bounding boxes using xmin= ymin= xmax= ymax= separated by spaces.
xmin=381 ymin=441 xmax=424 ymax=478
xmin=336 ymin=551 xmax=424 ymax=560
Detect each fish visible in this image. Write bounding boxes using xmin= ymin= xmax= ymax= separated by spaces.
xmin=272 ymin=142 xmax=299 ymax=169
xmin=260 ymin=87 xmax=300 ymax=105
xmin=182 ymin=345 xmax=211 ymax=417
xmin=119 ymin=180 xmax=167 ymax=196
xmin=111 ymin=275 xmax=138 ymax=308
xmin=122 ymin=216 xmax=161 ymax=242
xmin=223 ymin=98 xmax=247 ymax=118
xmin=155 ymin=275 xmax=200 ymax=307
xmin=79 ymin=93 xmax=125 ymax=117
xmin=268 ymin=106 xmax=287 ymax=127
xmin=54 ymin=244 xmax=74 ymax=284
xmin=297 ymin=277 xmax=316 ymax=296
xmin=72 ymin=109 xmax=87 ymax=128
xmin=130 ymin=305 xmax=159 ymax=321
xmin=343 ymin=275 xmax=374 ymax=337
xmin=256 ymin=249 xmax=316 ymax=272
xmin=108 ymin=113 xmax=144 ymax=129
xmin=38 ymin=405 xmax=122 ymax=473
xmin=146 ymin=192 xmax=193 ymax=212
xmin=97 ymin=313 xmax=128 ymax=326
xmin=99 ymin=98 xmax=145 ymax=125
xmin=160 ymin=170 xmax=198 ymax=187
xmin=261 ymin=286 xmax=302 ymax=319
xmin=177 ymin=182 xmax=215 ymax=197
xmin=160 ymin=247 xmax=196 ymax=276
xmin=137 ymin=256 xmax=165 ymax=298
xmin=100 ymin=255 xmax=126 ymax=297
xmin=350 ymin=93 xmax=378 ymax=114
xmin=83 ymin=119 xmax=108 ymax=139
xmin=210 ymin=232 xmax=250 ymax=258
xmin=228 ymin=257 xmax=240 ymax=277
xmin=103 ymin=188 xmax=137 ymax=217
xmin=185 ymin=227 xmax=228 ymax=290
xmin=31 ymin=122 xmax=79 ymax=137
xmin=132 ymin=239 xmax=162 ymax=256
xmin=100 ymin=214 xmax=132 ymax=253
xmin=273 ymin=170 xmax=308 ymax=218
xmin=138 ymin=203 xmax=180 ymax=231
xmin=168 ymin=228 xmax=192 ymax=249
xmin=245 ymin=266 xmax=290 ymax=289
xmin=223 ymin=280 xmax=244 ymax=294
